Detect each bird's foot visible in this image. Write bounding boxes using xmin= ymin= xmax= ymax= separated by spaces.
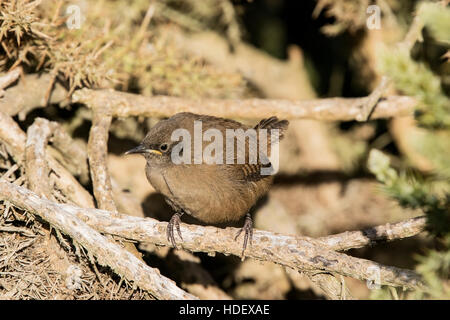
xmin=234 ymin=213 xmax=253 ymax=258
xmin=167 ymin=212 xmax=183 ymax=248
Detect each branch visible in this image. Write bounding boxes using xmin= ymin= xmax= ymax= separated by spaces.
xmin=79 ymin=212 xmax=424 ymax=289
xmin=87 ymin=109 xmax=146 ymax=259
xmin=0 ymin=111 xmax=94 ymax=208
xmin=50 ymin=124 xmax=90 ymax=184
xmin=0 ymin=179 xmax=196 ymax=300
xmin=399 ymin=8 xmax=424 ymax=51
xmin=87 ymin=111 xmax=117 ymax=213
xmin=25 ymin=118 xmax=57 ymax=199
xmin=317 ymin=216 xmax=427 ymax=251
xmin=357 ymin=76 xmax=391 ymax=122
xmin=72 ymin=88 xmax=416 ymax=122
xmin=289 ymin=216 xmax=427 ymax=299
xmin=1 ymin=181 xmax=423 ymax=289
xmin=0 ymin=67 xmax=21 ymax=96
xmin=0 ymin=74 xmax=67 ymax=120
xmin=356 ymin=5 xmax=427 ymax=123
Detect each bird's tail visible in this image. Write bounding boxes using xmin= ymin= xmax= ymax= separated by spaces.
xmin=254 ymin=117 xmax=289 ymax=141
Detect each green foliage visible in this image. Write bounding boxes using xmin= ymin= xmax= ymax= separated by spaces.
xmin=373 ymin=3 xmax=450 ymax=299
xmin=368 ymin=150 xmax=449 ymax=235
xmin=419 ymin=2 xmax=450 ymax=44
xmin=368 ymin=149 xmax=450 ymax=299
xmin=412 ymin=130 xmax=450 ymax=179
xmin=378 ymin=2 xmax=450 ymax=129
xmin=379 ymin=48 xmax=450 ymax=128
xmin=415 ymin=235 xmax=450 ymax=298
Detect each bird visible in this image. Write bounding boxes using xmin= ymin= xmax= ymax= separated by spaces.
xmin=125 ymin=112 xmax=289 ymax=256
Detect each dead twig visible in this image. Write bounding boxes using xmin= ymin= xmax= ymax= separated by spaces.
xmin=25 ymin=118 xmax=58 ymax=199
xmin=399 ymin=10 xmax=424 ymax=51
xmin=0 ymin=225 xmax=35 ymax=237
xmin=357 ymin=76 xmax=391 ymax=122
xmin=0 ymin=67 xmax=22 ymax=97
xmin=87 ymin=111 xmax=117 ymax=213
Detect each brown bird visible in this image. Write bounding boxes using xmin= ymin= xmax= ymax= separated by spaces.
xmin=126 ymin=112 xmax=288 ymax=255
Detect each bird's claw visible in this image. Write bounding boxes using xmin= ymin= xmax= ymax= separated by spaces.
xmin=234 ymin=214 xmax=253 ymax=258
xmin=167 ymin=213 xmax=183 ymax=248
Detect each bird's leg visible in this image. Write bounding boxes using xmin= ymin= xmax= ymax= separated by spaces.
xmin=234 ymin=213 xmax=253 ymax=257
xmin=167 ymin=211 xmax=184 ymax=248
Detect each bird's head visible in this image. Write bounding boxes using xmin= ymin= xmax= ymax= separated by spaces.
xmin=125 ymin=117 xmax=182 ymax=167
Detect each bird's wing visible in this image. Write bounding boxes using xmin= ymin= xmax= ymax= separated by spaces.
xmin=233 ymin=116 xmax=289 ymax=182
xmin=175 ymin=114 xmax=289 ymax=182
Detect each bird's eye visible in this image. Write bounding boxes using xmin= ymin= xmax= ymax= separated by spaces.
xmin=159 ymin=143 xmax=168 ymax=152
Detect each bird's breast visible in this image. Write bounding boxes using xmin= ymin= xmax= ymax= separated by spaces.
xmin=145 ymin=164 xmax=267 ymax=224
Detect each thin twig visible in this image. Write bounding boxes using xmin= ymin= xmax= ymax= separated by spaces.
xmin=357 ymin=76 xmax=391 ymax=122
xmin=0 ymin=225 xmax=35 ymax=237
xmin=0 ymin=67 xmax=22 ymax=96
xmin=87 ymin=111 xmax=117 ymax=213
xmin=399 ymin=10 xmax=424 ymax=51
xmin=25 ymin=118 xmax=57 ymax=199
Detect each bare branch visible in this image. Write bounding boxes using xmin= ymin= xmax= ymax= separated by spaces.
xmin=0 ymin=74 xmax=68 ymax=120
xmin=25 ymin=118 xmax=57 ymax=199
xmin=357 ymin=76 xmax=391 ymax=122
xmin=0 ymin=111 xmax=94 ymax=208
xmin=86 ymin=110 xmax=147 ymax=260
xmin=0 ymin=67 xmax=21 ymax=95
xmin=87 ymin=111 xmax=117 ymax=213
xmin=76 ymin=210 xmax=423 ymax=289
xmin=318 ymin=216 xmax=427 ymax=251
xmin=0 ymin=179 xmax=196 ymax=300
xmin=72 ymin=88 xmax=416 ymax=121
xmin=0 ymin=182 xmax=422 ymax=289
xmin=399 ymin=9 xmax=424 ymax=51
xmin=0 ymin=225 xmax=35 ymax=237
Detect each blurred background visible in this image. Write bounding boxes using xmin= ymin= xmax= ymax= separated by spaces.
xmin=0 ymin=0 xmax=449 ymax=299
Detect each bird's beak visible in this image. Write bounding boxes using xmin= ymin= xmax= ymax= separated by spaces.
xmin=124 ymin=144 xmax=162 ymax=156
